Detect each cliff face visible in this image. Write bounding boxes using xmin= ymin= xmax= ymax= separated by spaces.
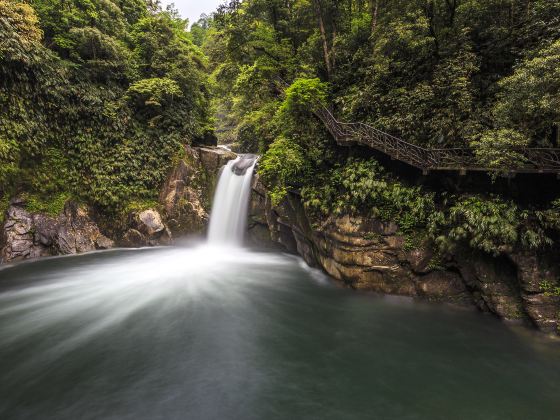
xmin=159 ymin=146 xmax=236 ymax=236
xmin=1 ymin=199 xmax=114 ymax=263
xmin=1 ymin=146 xmax=235 ymax=264
xmin=249 ymin=176 xmax=560 ymax=336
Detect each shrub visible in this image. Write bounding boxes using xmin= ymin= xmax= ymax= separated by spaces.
xmin=446 ymin=196 xmax=520 ymax=255
xmin=126 ymin=77 xmax=183 ymax=109
xmin=280 ymin=78 xmax=328 ymax=115
xmin=302 ymin=158 xmax=435 ymax=232
xmin=258 ymin=137 xmax=309 ymax=205
xmin=471 ymin=129 xmax=530 ymax=172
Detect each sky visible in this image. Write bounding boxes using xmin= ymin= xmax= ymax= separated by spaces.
xmin=161 ymin=0 xmax=224 ymax=25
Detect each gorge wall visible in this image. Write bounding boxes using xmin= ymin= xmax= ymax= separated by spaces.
xmin=249 ymin=176 xmax=560 ymax=336
xmin=0 ymin=146 xmax=235 ymax=264
xmin=3 ymin=147 xmax=559 ymax=338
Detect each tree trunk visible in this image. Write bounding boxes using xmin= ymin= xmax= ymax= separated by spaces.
xmin=371 ymin=0 xmax=379 ymax=32
xmin=313 ymin=0 xmax=332 ymax=78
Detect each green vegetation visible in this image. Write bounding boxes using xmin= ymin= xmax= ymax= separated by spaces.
xmin=23 ymin=192 xmax=72 ymax=216
xmin=540 ymin=280 xmax=560 ymax=298
xmin=302 ymin=157 xmax=560 ymax=256
xmin=0 ymin=0 xmax=212 ymax=215
xmin=302 ymin=159 xmax=435 ymax=233
xmin=199 ymin=0 xmax=560 ymax=257
xmin=2 ymin=0 xmax=560 ymax=259
xmin=204 ymin=0 xmax=560 ymax=152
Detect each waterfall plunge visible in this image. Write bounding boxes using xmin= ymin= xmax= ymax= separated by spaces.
xmin=208 ymin=155 xmax=257 ymax=246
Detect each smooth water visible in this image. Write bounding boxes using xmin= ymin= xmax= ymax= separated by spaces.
xmin=208 ymin=155 xmax=256 ymax=245
xmin=1 ymin=247 xmax=559 ymax=420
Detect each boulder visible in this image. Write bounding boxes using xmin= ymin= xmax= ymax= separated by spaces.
xmin=126 ymin=209 xmax=172 ymax=247
xmin=406 ymin=245 xmax=434 ymax=275
xmin=198 ymin=147 xmax=237 ymax=174
xmin=137 ymin=210 xmax=165 ymax=236
xmin=122 ymin=229 xmax=147 ymax=248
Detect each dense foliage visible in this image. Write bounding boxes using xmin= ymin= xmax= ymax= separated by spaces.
xmin=203 ymin=0 xmax=560 ymax=152
xmin=0 ymin=0 xmax=212 ymax=214
xmin=301 ymin=157 xmax=560 ymax=256
xmin=200 ymin=0 xmax=560 ymax=255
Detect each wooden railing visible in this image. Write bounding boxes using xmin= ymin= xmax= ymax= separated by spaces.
xmin=314 ymin=107 xmax=560 ymax=175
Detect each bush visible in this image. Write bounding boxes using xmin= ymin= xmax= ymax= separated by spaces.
xmin=471 ymin=129 xmax=530 ymax=172
xmin=258 ymin=137 xmax=309 ymax=205
xmin=445 ymin=196 xmax=520 ymax=255
xmin=126 ymin=77 xmax=183 ymax=109
xmin=0 ymin=1 xmax=212 ymax=217
xmin=302 ymin=158 xmax=435 ymax=232
xmin=280 ymin=78 xmax=328 ymax=115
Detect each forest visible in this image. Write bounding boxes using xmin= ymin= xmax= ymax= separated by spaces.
xmin=1 ymin=0 xmax=560 ymax=256
xmin=1 ymin=0 xmax=212 ymax=215
xmin=198 ymin=0 xmax=560 ymax=256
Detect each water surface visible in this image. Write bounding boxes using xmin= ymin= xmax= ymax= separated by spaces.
xmin=0 ymin=247 xmax=559 ymax=420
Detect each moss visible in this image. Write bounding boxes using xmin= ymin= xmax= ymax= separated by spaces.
xmin=23 ymin=192 xmax=70 ymax=216
xmin=124 ymin=199 xmax=161 ymax=215
xmin=0 ymin=194 xmax=10 ymax=224
xmin=540 ymin=280 xmax=560 ymax=297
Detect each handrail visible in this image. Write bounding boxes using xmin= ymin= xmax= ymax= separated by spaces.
xmin=313 ymin=106 xmax=560 ymax=175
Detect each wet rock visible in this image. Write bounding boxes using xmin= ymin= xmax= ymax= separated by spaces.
xmin=1 ymin=200 xmax=114 ymax=264
xmin=95 ymin=234 xmax=115 ymax=250
xmin=160 ymin=145 xmax=236 ymax=236
xmin=454 ymin=251 xmax=527 ymax=320
xmin=250 ymin=185 xmax=560 ymax=336
xmin=198 ymin=147 xmax=236 ymax=174
xmin=416 ymin=271 xmax=471 ymax=303
xmin=247 ymin=176 xmax=280 ymax=249
xmin=122 ymin=229 xmax=147 ymax=248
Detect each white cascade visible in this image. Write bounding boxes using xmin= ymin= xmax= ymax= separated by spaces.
xmin=208 ymin=155 xmax=257 ymax=246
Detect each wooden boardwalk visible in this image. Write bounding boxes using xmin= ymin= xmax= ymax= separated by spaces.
xmin=314 ymin=107 xmax=560 ymax=175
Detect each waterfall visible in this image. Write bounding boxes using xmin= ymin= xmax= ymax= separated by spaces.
xmin=208 ymin=155 xmax=257 ymax=246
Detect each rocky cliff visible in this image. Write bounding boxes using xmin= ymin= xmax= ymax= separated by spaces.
xmin=159 ymin=146 xmax=235 ymax=235
xmin=1 ymin=146 xmax=235 ymax=264
xmin=249 ymin=176 xmax=560 ymax=336
xmin=1 ymin=199 xmax=114 ymax=263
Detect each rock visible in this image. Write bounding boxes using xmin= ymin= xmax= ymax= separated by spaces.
xmin=137 ymin=210 xmax=165 ymax=236
xmin=509 ymin=252 xmax=560 ymax=333
xmin=1 ymin=199 xmax=114 ymax=264
xmin=198 ymin=147 xmax=237 ymax=174
xmin=406 ymin=245 xmax=434 ymax=274
xmin=454 ymin=250 xmax=527 ymax=320
xmin=250 ymin=184 xmax=560 ymax=336
xmin=416 ymin=271 xmax=471 ymax=303
xmin=159 ymin=145 xmax=236 ymax=236
xmin=122 ymin=229 xmax=147 ymax=248
xmin=127 ymin=209 xmax=173 ymax=247
xmin=95 ymin=235 xmax=114 ymax=250
xmin=247 ymin=176 xmax=280 ymax=249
